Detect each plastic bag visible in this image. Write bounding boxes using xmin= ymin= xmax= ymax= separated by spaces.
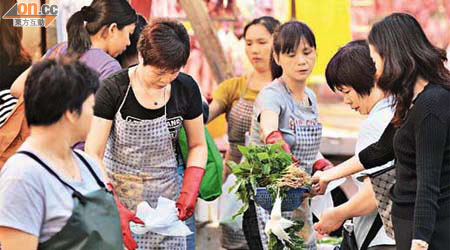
xmin=131 ymin=197 xmax=193 ymax=236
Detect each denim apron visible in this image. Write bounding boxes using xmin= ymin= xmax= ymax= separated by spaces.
xmin=17 ymin=151 xmax=123 ymax=250
xmin=254 ymin=84 xmax=321 ymax=250
xmin=104 ymin=84 xmax=187 ymax=249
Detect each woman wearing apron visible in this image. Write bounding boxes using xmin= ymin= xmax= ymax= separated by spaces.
xmin=0 ymin=59 xmax=123 ymax=249
xmin=247 ymin=21 xmax=331 ymax=250
xmin=2 ymin=0 xmax=137 ymax=167
xmin=207 ymin=16 xmax=279 ymax=250
xmin=86 ymin=19 xmax=207 ymax=250
xmin=313 ymin=13 xmax=450 ymax=250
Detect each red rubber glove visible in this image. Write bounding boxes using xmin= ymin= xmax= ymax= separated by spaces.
xmin=265 ymin=130 xmax=298 ymax=163
xmin=313 ymin=158 xmax=334 ymax=173
xmin=107 ymin=183 xmax=144 ymax=250
xmin=176 ymin=166 xmax=205 ymax=221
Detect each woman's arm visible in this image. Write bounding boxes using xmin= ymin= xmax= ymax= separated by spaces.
xmin=85 ymin=116 xmax=113 ymax=182
xmin=358 ymin=122 xmax=396 ymax=168
xmin=207 ymin=100 xmax=226 ymax=124
xmin=176 ymin=115 xmax=208 ymax=220
xmin=184 ymin=115 xmax=208 ymax=168
xmin=412 ymin=114 xmax=447 ymax=245
xmin=312 ymin=155 xmax=365 ymax=195
xmin=259 ymin=110 xmax=279 ymax=143
xmin=313 ymin=123 xmax=397 ymax=195
xmin=10 ymin=67 xmax=31 ymax=98
xmin=314 ymin=177 xmax=378 ymax=234
xmin=0 ymin=227 xmax=38 ymax=250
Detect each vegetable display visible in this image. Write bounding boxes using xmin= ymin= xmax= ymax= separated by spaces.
xmin=228 ymin=143 xmax=312 ymax=249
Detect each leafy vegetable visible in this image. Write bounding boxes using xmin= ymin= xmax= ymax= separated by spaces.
xmin=228 ymin=143 xmax=312 ymax=249
xmin=268 ymin=220 xmax=305 ymax=250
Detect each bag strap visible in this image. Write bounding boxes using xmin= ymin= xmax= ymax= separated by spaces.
xmin=367 ymin=165 xmax=395 ymax=179
xmin=73 ymin=150 xmax=105 ymax=188
xmin=360 ymin=214 xmax=383 ymax=250
xmin=16 ymin=150 xmax=100 ymax=204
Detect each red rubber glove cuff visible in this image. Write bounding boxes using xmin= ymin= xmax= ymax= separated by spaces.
xmin=107 ymin=183 xmax=144 ymax=250
xmin=266 ymin=130 xmax=292 ymax=154
xmin=266 ymin=130 xmax=299 ymax=163
xmin=176 ymin=166 xmax=205 ymax=221
xmin=313 ymin=158 xmax=334 ymax=172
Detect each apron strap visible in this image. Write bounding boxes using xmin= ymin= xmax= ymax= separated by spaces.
xmin=73 ymin=151 xmax=105 ymax=188
xmin=17 ymin=151 xmax=89 ymax=204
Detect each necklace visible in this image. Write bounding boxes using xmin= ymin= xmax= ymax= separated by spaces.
xmin=134 ymin=67 xmax=166 ymax=106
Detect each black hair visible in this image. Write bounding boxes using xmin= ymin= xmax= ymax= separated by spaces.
xmin=243 ymin=16 xmax=280 ymax=38
xmin=368 ymin=12 xmax=450 ymax=126
xmin=138 ymin=18 xmax=190 ymax=71
xmin=66 ymin=0 xmax=137 ymax=57
xmin=116 ymin=14 xmax=148 ymax=67
xmin=24 ymin=58 xmax=99 ymax=126
xmin=325 ymin=40 xmax=376 ymax=96
xmin=270 ymin=21 xmax=316 ymax=79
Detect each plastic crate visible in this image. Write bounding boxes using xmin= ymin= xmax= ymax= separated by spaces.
xmin=254 ymin=187 xmax=309 ymax=212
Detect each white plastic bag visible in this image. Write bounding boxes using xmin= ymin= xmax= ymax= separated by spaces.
xmin=218 ymin=174 xmax=244 ymax=230
xmin=310 ymin=178 xmax=346 ymax=218
xmin=130 ymin=197 xmax=193 ymax=236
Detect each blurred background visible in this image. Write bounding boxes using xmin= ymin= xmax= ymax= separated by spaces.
xmin=26 ymin=0 xmax=449 ymax=159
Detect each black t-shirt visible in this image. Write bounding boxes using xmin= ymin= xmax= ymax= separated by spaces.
xmin=94 ymin=68 xmax=203 ymax=149
xmin=359 ymin=83 xmax=450 ymax=242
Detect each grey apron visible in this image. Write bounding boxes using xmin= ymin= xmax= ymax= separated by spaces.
xmin=17 ymin=151 xmax=123 ymax=250
xmin=226 ymin=82 xmax=255 ymax=164
xmin=222 ymin=81 xmax=253 ymax=249
xmin=104 ymin=84 xmax=186 ymax=249
xmin=255 ymin=85 xmax=321 ymax=250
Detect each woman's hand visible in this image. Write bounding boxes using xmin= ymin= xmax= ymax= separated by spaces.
xmin=411 ymin=240 xmax=428 ymax=250
xmin=311 ymin=170 xmax=331 ymax=196
xmin=314 ymin=207 xmax=345 ymax=235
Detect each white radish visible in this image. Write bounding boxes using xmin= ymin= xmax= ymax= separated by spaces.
xmin=264 ymin=194 xmax=294 ymax=245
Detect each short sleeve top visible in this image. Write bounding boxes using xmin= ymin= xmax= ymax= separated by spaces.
xmin=249 ymin=78 xmax=319 ymax=147
xmin=45 ymin=42 xmax=121 ymax=81
xmin=212 ymin=76 xmax=260 ymax=113
xmin=0 ymin=144 xmax=104 ymax=242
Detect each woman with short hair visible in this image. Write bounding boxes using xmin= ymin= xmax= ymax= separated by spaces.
xmin=313 ymin=13 xmax=450 ymax=250
xmin=0 ymin=58 xmax=124 ymax=250
xmin=86 ymin=18 xmax=208 ymax=250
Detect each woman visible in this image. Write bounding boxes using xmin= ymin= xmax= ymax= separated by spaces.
xmin=208 ymin=16 xmax=279 ymax=250
xmin=116 ymin=14 xmax=148 ymax=69
xmin=0 ymin=0 xmax=137 ymax=167
xmin=0 ymin=58 xmax=123 ymax=250
xmin=313 ymin=13 xmax=450 ymax=250
xmin=10 ymin=0 xmax=137 ymax=97
xmin=85 ymin=18 xmax=207 ymax=250
xmin=246 ymin=21 xmax=331 ymax=250
xmin=0 ymin=0 xmax=31 ymax=126
xmin=208 ymin=16 xmax=280 ymax=181
xmin=315 ymin=40 xmax=396 ymax=249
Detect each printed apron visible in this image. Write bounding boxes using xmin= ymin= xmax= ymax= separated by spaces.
xmin=17 ymin=151 xmax=123 ymax=250
xmin=104 ymin=85 xmax=186 ymax=249
xmin=221 ymin=84 xmax=253 ymax=249
xmin=255 ymin=93 xmax=322 ymax=250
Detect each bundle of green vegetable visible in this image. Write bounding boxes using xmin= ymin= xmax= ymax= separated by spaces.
xmin=228 ymin=143 xmax=312 ymax=249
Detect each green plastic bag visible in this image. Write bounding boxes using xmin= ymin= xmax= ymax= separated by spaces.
xmin=178 ymin=127 xmax=223 ymax=201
